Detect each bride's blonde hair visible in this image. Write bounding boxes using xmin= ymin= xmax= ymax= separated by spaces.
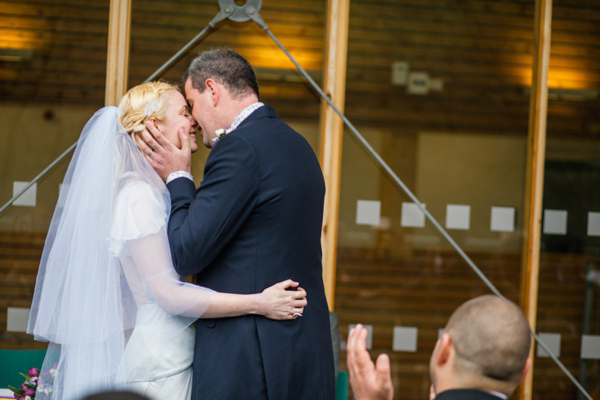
xmin=118 ymin=81 xmax=179 ymax=140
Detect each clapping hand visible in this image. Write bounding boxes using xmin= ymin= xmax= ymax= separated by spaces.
xmin=347 ymin=324 xmax=394 ymax=400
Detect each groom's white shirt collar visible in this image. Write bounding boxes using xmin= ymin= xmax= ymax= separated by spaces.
xmin=228 ymin=102 xmax=264 ymax=133
xmin=212 ymin=102 xmax=264 ymax=146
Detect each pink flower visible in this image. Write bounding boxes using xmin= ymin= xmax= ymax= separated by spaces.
xmin=28 ymin=368 xmax=39 ymax=378
xmin=24 ymin=389 xmax=35 ymax=397
xmin=21 ymin=384 xmax=27 ymax=391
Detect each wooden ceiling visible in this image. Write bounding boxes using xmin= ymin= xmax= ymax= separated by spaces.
xmin=1 ymin=0 xmax=599 ymax=136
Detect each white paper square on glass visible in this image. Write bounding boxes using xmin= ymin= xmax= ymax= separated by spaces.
xmin=401 ymin=202 xmax=426 ymax=227
xmin=407 ymin=71 xmax=430 ymax=95
xmin=7 ymin=307 xmax=30 ymax=333
xmin=13 ymin=181 xmax=37 ymax=207
xmin=392 ymin=326 xmax=418 ymax=352
xmin=543 ymin=210 xmax=568 ymax=235
xmin=490 ymin=207 xmax=515 ymax=232
xmin=537 ymin=333 xmax=561 ymax=358
xmin=356 ymin=200 xmax=381 ymax=226
xmin=587 ymin=212 xmax=600 ymax=237
xmin=349 ymin=324 xmax=373 ymax=350
xmin=581 ymin=335 xmax=600 ymax=360
xmin=446 ymin=204 xmax=470 ymax=230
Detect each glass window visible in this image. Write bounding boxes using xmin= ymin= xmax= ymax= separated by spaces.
xmin=0 ymin=0 xmax=109 ymax=349
xmin=534 ymin=1 xmax=600 ymax=398
xmin=336 ymin=1 xmax=534 ymax=398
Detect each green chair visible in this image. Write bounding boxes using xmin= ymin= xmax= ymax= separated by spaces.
xmin=335 ymin=370 xmax=349 ymax=400
xmin=0 ymin=349 xmax=47 ymax=389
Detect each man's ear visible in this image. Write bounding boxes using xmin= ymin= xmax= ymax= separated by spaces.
xmin=436 ymin=332 xmax=453 ymax=367
xmin=205 ymin=79 xmax=220 ymax=107
xmin=519 ymin=358 xmax=532 ymax=383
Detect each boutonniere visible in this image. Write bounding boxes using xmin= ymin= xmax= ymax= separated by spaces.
xmin=212 ymin=128 xmax=230 ymax=145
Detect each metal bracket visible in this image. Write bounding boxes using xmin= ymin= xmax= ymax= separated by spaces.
xmin=145 ymin=0 xmax=268 ymax=83
xmin=211 ymin=0 xmax=267 ymax=28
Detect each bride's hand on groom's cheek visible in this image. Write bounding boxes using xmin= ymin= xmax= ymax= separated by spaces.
xmin=259 ymin=279 xmax=308 ymax=321
xmin=136 ymin=122 xmax=192 ymax=181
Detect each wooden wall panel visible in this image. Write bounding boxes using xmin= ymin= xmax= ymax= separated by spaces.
xmin=2 ymin=0 xmax=598 ymax=133
xmin=0 ymin=0 xmax=109 ymax=105
xmin=0 ymin=232 xmax=47 ymax=350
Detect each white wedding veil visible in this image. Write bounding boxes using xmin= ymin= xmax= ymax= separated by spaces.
xmin=27 ymin=107 xmax=214 ymax=399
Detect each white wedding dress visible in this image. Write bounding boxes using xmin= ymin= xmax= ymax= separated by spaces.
xmin=28 ymin=108 xmax=213 ymax=400
xmin=119 ymin=304 xmax=194 ymax=399
xmin=111 ymin=179 xmax=200 ymax=400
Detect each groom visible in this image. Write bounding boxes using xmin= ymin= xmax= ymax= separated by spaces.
xmin=138 ymin=49 xmax=335 ymax=399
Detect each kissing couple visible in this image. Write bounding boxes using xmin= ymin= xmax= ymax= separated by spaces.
xmin=28 ymin=49 xmax=335 ymax=400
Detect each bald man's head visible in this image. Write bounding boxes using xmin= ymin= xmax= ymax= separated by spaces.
xmin=431 ymin=295 xmax=531 ymax=396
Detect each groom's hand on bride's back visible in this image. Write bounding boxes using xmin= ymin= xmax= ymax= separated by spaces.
xmin=135 ymin=122 xmax=192 ymax=182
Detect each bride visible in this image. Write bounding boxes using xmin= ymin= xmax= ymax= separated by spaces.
xmin=27 ymin=82 xmax=307 ymax=400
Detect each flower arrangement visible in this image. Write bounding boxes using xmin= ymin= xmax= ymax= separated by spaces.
xmin=9 ymin=365 xmax=56 ymax=400
xmin=8 ymin=368 xmax=39 ymax=400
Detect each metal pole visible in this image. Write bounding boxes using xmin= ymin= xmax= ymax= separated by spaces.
xmin=578 ymin=261 xmax=595 ymax=400
xmin=0 ymin=141 xmax=77 ymax=216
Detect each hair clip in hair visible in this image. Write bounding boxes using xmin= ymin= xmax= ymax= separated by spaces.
xmin=144 ymin=99 xmax=162 ymax=117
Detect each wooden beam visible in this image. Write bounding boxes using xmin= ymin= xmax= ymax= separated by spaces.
xmin=104 ymin=0 xmax=131 ymax=106
xmin=319 ymin=0 xmax=350 ymax=311
xmin=519 ymin=0 xmax=553 ymax=399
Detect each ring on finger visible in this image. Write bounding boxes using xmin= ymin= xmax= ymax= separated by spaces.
xmin=149 ymin=149 xmax=154 ymax=156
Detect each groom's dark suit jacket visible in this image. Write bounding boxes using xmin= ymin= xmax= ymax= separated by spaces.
xmin=167 ymin=105 xmax=335 ymax=400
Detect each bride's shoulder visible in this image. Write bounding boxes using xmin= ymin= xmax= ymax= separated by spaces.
xmin=114 ymin=178 xmax=167 ymax=218
xmin=117 ymin=174 xmax=164 ymax=201
xmin=111 ymin=178 xmax=169 ymax=248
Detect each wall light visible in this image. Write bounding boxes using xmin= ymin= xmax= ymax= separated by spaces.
xmin=0 ymin=49 xmax=33 ymax=62
xmin=254 ymin=67 xmax=321 ymax=83
xmin=523 ymin=87 xmax=599 ymax=101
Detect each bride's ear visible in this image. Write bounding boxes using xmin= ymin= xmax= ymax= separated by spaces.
xmin=146 ymin=116 xmax=161 ymax=132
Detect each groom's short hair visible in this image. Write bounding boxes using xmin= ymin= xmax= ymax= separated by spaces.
xmin=184 ymin=49 xmax=259 ymax=98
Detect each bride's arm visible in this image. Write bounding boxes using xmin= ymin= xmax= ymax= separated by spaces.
xmin=126 ymin=230 xmax=306 ymax=320
xmin=203 ymin=280 xmax=306 ymax=319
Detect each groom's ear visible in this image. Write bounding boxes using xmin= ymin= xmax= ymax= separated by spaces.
xmin=205 ymin=79 xmax=220 ymax=107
